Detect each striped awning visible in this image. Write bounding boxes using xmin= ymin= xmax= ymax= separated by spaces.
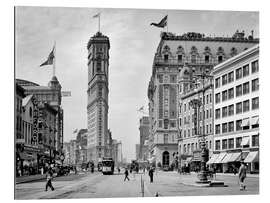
xmin=227 ymin=152 xmax=241 ymax=162
xmin=221 ymin=153 xmax=233 ymax=163
xmin=250 ymin=116 xmax=259 ymax=126
xmin=244 ymin=151 xmax=259 ymax=163
xmin=213 ymin=152 xmax=227 ymax=164
xmin=241 ymin=118 xmax=250 ymax=127
xmin=207 ymin=153 xmax=220 ymax=164
xmin=241 ymin=136 xmax=250 ymax=146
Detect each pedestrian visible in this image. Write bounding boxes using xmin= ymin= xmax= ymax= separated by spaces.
xmin=238 ymin=161 xmax=247 ymax=190
xmin=118 ymin=167 xmax=120 ymax=174
xmin=149 ymin=167 xmax=154 ymax=183
xmin=124 ymin=168 xmax=130 ymax=181
xmin=45 ymin=167 xmax=55 ymax=191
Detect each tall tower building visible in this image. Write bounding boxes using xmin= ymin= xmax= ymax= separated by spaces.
xmin=86 ymin=32 xmax=110 ymax=164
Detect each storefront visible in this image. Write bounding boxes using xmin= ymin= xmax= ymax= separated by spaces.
xmin=244 ymin=150 xmax=259 ymax=173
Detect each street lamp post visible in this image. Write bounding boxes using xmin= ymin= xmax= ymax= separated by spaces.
xmin=191 ymin=69 xmax=213 ymax=183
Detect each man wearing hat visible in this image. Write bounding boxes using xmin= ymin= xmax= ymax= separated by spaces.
xmin=238 ymin=161 xmax=247 ymax=190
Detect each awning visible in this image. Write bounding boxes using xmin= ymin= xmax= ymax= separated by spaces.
xmin=186 ymin=157 xmax=192 ymax=163
xmin=250 ymin=116 xmax=259 ymax=126
xmin=235 ymin=152 xmax=249 ymax=162
xmin=213 ymin=152 xmax=227 ymax=164
xmin=221 ymin=153 xmax=233 ymax=163
xmin=207 ymin=153 xmax=220 ymax=164
xmin=227 ymin=152 xmax=241 ymax=162
xmin=241 ymin=136 xmax=250 ymax=146
xmin=19 ymin=153 xmax=35 ymax=161
xmin=244 ymin=151 xmax=259 ymax=163
xmin=241 ymin=118 xmax=250 ymax=127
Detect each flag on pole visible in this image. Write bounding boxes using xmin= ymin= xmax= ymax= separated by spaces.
xmin=93 ymin=13 xmax=100 ymax=18
xmin=138 ymin=106 xmax=144 ymax=112
xmin=73 ymin=129 xmax=78 ymax=134
xmin=150 ymin=15 xmax=168 ymax=28
xmin=40 ymin=45 xmax=55 ymax=67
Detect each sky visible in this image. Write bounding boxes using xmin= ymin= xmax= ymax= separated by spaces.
xmin=15 ymin=6 xmax=259 ymax=161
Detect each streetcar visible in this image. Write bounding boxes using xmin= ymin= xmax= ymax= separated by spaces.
xmin=101 ymin=157 xmax=115 ymax=175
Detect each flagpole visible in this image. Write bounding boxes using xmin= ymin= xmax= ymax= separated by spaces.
xmin=53 ymin=41 xmax=56 ymax=77
xmin=99 ymin=14 xmax=100 ymax=32
xmin=167 ymin=14 xmax=169 ymax=33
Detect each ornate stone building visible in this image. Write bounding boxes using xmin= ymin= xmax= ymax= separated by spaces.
xmin=147 ymin=31 xmax=259 ymax=169
xmin=86 ymin=32 xmax=110 ymax=164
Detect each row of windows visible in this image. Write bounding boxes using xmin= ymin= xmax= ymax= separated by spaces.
xmin=157 ymin=74 xmax=177 ymax=83
xmin=163 ymin=54 xmax=224 ymax=64
xmin=215 ymin=97 xmax=259 ymax=119
xmin=215 ymin=60 xmax=259 ymax=89
xmin=215 ymin=134 xmax=259 ymax=150
xmin=183 ymin=141 xmax=212 ymax=154
xmin=182 ymin=124 xmax=212 ymax=138
xmin=215 ymin=117 xmax=259 ymax=135
xmin=215 ymin=78 xmax=259 ymax=104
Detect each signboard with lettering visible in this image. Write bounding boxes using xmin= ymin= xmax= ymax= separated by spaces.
xmin=31 ymin=97 xmax=38 ymax=145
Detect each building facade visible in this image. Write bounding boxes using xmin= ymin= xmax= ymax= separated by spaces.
xmin=138 ymin=116 xmax=150 ymax=160
xmin=86 ymin=32 xmax=110 ymax=164
xmin=147 ymin=31 xmax=259 ymax=169
xmin=178 ymin=71 xmax=214 ymax=169
xmin=208 ymin=45 xmax=259 ymax=173
xmin=16 ymin=77 xmax=64 ymax=155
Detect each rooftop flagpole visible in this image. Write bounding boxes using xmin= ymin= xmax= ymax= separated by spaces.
xmin=167 ymin=13 xmax=169 ymax=33
xmin=53 ymin=41 xmax=56 ymax=77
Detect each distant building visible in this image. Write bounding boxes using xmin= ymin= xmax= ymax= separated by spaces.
xmin=139 ymin=117 xmax=150 ymax=160
xmin=135 ymin=144 xmax=140 ymax=160
xmin=147 ymin=31 xmax=259 ymax=169
xmin=209 ymin=45 xmax=259 ymax=173
xmin=86 ymin=32 xmax=110 ymax=164
xmin=112 ymin=140 xmax=123 ymax=165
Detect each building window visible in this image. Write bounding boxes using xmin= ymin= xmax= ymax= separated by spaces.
xmin=158 ymin=74 xmax=163 ymax=83
xmin=164 ymin=119 xmax=169 ymax=129
xmin=243 ymin=64 xmax=249 ymax=77
xmin=222 ymin=139 xmax=228 ymax=149
xmin=164 ymin=54 xmax=169 ymax=61
xmin=222 ymin=106 xmax=228 ymax=118
xmin=215 ymin=108 xmax=220 ymax=119
xmin=97 ymin=60 xmax=102 ymax=72
xmin=228 ymin=104 xmax=234 ymax=116
xmin=222 ymin=123 xmax=228 ymax=133
xmin=236 ymin=67 xmax=242 ymax=80
xmin=215 ymin=140 xmax=221 ymax=150
xmin=228 ymin=121 xmax=234 ymax=132
xmin=218 ymin=55 xmax=223 ymax=63
xmin=252 ymin=97 xmax=259 ymax=110
xmin=209 ymin=108 xmax=212 ymax=118
xmin=236 ymin=120 xmax=242 ymax=131
xmin=209 ymin=93 xmax=212 ymax=103
xmin=164 ymin=134 xmax=168 ymax=144
xmin=222 ymin=74 xmax=228 ymax=85
xmin=228 ymin=138 xmax=234 ymax=149
xmin=191 ymin=55 xmax=196 ymax=63
xmin=228 ymin=88 xmax=234 ymax=99
xmin=243 ymin=100 xmax=250 ymax=112
xmin=170 ymin=75 xmax=177 ymax=83
xmin=222 ymin=90 xmax=228 ymax=101
xmin=252 ymin=134 xmax=259 ymax=147
xmin=159 ymin=120 xmax=163 ymax=128
xmin=236 ymin=85 xmax=242 ymax=97
xmin=215 ymin=93 xmax=221 ymax=104
xmin=215 ymin=124 xmax=220 ymax=134
xmin=228 ymin=71 xmax=234 ymax=83
xmin=215 ymin=78 xmax=220 ymax=89
xmin=236 ymin=102 xmax=242 ymax=114
xmin=252 ymin=78 xmax=259 ymax=92
xmin=177 ymin=55 xmax=183 ymax=62
xmin=243 ymin=82 xmax=250 ymax=95
xmin=236 ymin=137 xmax=242 ymax=148
xmin=205 ymin=55 xmax=210 ymax=63
xmin=251 ymin=60 xmax=259 ymax=73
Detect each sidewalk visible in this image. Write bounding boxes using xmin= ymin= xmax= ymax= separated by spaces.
xmin=16 ymin=174 xmax=46 ymax=184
